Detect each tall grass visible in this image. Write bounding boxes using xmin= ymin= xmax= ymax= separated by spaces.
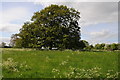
xmin=2 ymin=48 xmax=119 ymax=78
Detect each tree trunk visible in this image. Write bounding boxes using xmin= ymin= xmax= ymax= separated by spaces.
xmin=49 ymin=42 xmax=53 ymax=50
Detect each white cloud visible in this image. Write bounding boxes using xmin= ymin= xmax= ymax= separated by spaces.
xmin=90 ymin=30 xmax=109 ymax=38
xmin=33 ymin=2 xmax=118 ymax=27
xmin=0 ymin=7 xmax=30 ymax=33
xmin=0 ymin=37 xmax=10 ymax=45
xmin=0 ymin=6 xmax=31 ymax=44
xmin=1 ymin=7 xmax=29 ymax=23
xmin=0 ymin=23 xmax=22 ymax=33
xmin=33 ymin=0 xmax=120 ymax=3
xmin=1 ymin=0 xmax=120 ymax=2
xmin=79 ymin=2 xmax=118 ymax=27
xmin=88 ymin=30 xmax=118 ymax=44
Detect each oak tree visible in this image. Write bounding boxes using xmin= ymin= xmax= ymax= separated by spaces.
xmin=13 ymin=5 xmax=81 ymax=50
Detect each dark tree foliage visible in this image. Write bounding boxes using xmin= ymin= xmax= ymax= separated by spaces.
xmin=10 ymin=34 xmax=19 ymax=47
xmin=95 ymin=43 xmax=105 ymax=50
xmin=105 ymin=43 xmax=119 ymax=51
xmin=13 ymin=5 xmax=81 ymax=50
xmin=79 ymin=40 xmax=89 ymax=49
xmin=86 ymin=45 xmax=94 ymax=50
xmin=0 ymin=42 xmax=6 ymax=48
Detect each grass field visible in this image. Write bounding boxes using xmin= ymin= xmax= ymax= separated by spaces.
xmin=1 ymin=48 xmax=120 ymax=78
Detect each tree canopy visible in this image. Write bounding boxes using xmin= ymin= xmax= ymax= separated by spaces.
xmin=0 ymin=42 xmax=6 ymax=48
xmin=12 ymin=4 xmax=81 ymax=50
xmin=79 ymin=40 xmax=89 ymax=49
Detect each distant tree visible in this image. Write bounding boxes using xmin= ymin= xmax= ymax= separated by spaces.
xmin=95 ymin=43 xmax=105 ymax=50
xmin=116 ymin=43 xmax=120 ymax=50
xmin=84 ymin=45 xmax=93 ymax=51
xmin=14 ymin=4 xmax=81 ymax=50
xmin=90 ymin=45 xmax=94 ymax=49
xmin=104 ymin=43 xmax=120 ymax=51
xmin=95 ymin=44 xmax=100 ymax=49
xmin=79 ymin=40 xmax=89 ymax=49
xmin=10 ymin=34 xmax=20 ymax=47
xmin=100 ymin=43 xmax=105 ymax=49
xmin=110 ymin=43 xmax=118 ymax=50
xmin=0 ymin=42 xmax=6 ymax=48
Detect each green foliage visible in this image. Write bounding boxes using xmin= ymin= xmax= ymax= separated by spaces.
xmin=0 ymin=42 xmax=6 ymax=48
xmin=84 ymin=45 xmax=94 ymax=51
xmin=105 ymin=43 xmax=119 ymax=51
xmin=95 ymin=43 xmax=105 ymax=50
xmin=110 ymin=43 xmax=117 ymax=50
xmin=14 ymin=38 xmax=23 ymax=48
xmin=10 ymin=34 xmax=20 ymax=48
xmin=79 ymin=40 xmax=89 ymax=49
xmin=13 ymin=5 xmax=81 ymax=50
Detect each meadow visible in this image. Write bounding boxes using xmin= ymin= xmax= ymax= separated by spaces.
xmin=1 ymin=48 xmax=120 ymax=78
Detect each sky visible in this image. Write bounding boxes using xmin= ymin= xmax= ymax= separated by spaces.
xmin=0 ymin=0 xmax=119 ymax=45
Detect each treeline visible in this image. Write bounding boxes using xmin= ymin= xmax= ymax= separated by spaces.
xmin=1 ymin=41 xmax=120 ymax=51
xmin=0 ymin=42 xmax=12 ymax=48
xmin=84 ymin=43 xmax=120 ymax=51
xmin=77 ymin=40 xmax=120 ymax=51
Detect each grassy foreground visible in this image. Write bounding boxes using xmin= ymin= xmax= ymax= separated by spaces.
xmin=2 ymin=48 xmax=120 ymax=78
